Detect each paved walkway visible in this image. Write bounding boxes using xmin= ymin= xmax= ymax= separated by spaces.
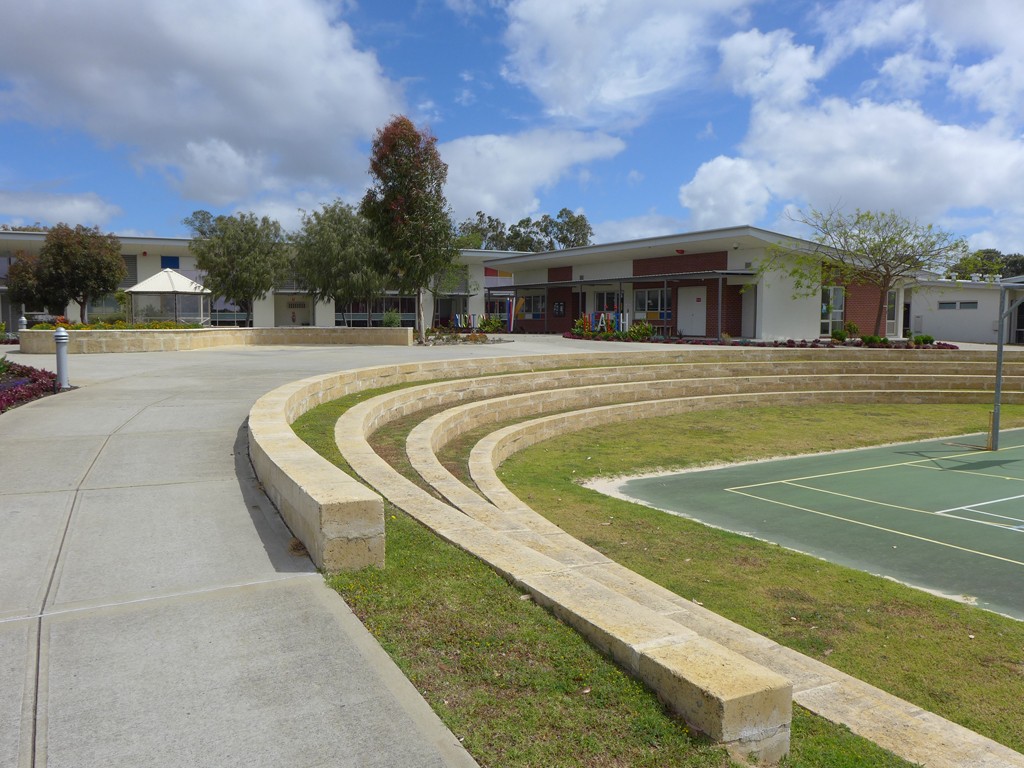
xmin=1 ymin=338 xmax=610 ymax=768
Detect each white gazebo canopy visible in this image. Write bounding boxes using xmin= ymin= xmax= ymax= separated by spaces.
xmin=125 ymin=268 xmax=212 ymax=325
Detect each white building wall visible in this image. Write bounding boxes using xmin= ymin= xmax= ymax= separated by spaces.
xmin=314 ymin=299 xmax=335 ymax=327
xmin=514 ymin=268 xmax=548 ymax=285
xmin=727 ymin=247 xmax=763 ymax=271
xmin=252 ymin=298 xmax=275 ymax=328
xmin=573 ymin=260 xmax=632 ymax=281
xmin=910 ymin=282 xmax=1002 ymax=344
xmin=756 ymin=270 xmax=820 ymax=340
xmin=467 ymin=262 xmax=487 ymax=317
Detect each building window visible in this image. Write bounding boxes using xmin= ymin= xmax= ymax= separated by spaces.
xmin=633 ymin=288 xmax=671 ymax=316
xmin=938 ymin=301 xmax=957 ymax=310
xmin=519 ymin=294 xmax=546 ymax=317
xmin=886 ymin=289 xmax=898 ymax=336
xmin=959 ymin=301 xmax=979 ymax=309
xmin=820 ymin=286 xmax=844 ymax=335
xmin=120 ymin=255 xmax=138 ymax=288
xmin=594 ymin=291 xmax=622 ymax=311
xmin=161 ymin=256 xmax=180 ymax=270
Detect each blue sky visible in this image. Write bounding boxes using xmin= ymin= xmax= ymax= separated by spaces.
xmin=1 ymin=0 xmax=1022 ymax=251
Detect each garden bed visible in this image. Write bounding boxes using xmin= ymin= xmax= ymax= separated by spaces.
xmin=562 ymin=331 xmax=958 ymax=349
xmin=0 ymin=357 xmax=58 ymax=412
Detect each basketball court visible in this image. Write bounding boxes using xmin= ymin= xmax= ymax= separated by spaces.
xmin=614 ymin=429 xmax=1024 ymax=620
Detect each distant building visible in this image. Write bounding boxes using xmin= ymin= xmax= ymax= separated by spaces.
xmin=5 ymin=226 xmax=1021 ymax=343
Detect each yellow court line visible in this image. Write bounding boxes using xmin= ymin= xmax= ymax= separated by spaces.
xmin=725 ymin=489 xmax=1024 ymax=568
xmin=727 ymin=442 xmax=1024 ymax=492
xmin=781 ymin=482 xmax=1022 ymax=530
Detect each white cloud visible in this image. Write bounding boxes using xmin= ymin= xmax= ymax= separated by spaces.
xmin=815 ymin=0 xmax=931 ymax=64
xmin=678 ymin=97 xmax=1024 ymax=243
xmin=746 ymin=98 xmax=1024 ymax=218
xmin=0 ymin=191 xmax=123 ymax=228
xmin=681 ymin=0 xmax=1024 ymax=249
xmin=719 ymin=28 xmax=825 ymax=105
xmin=592 ymin=213 xmax=687 ymax=244
xmin=500 ymin=0 xmax=754 ymax=125
xmin=678 ymin=156 xmax=771 ymax=229
xmin=948 ymin=54 xmax=1024 ymax=122
xmin=0 ymin=0 xmax=402 ymax=207
xmin=441 ymin=129 xmax=625 ymax=222
xmin=877 ymin=52 xmax=948 ymax=96
xmin=920 ymin=0 xmax=1024 ymax=50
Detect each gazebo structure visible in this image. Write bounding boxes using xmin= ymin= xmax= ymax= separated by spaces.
xmin=126 ymin=269 xmax=211 ymax=325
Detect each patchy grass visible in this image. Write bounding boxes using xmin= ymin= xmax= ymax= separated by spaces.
xmin=497 ymin=404 xmax=1024 ymax=753
xmin=327 ymin=503 xmax=914 ymax=768
xmin=293 ymin=395 xmax=938 ymax=767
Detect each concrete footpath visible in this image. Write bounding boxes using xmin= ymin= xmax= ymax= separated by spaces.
xmin=0 ymin=338 xmax=606 ymax=768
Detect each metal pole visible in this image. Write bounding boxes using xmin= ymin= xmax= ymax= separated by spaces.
xmin=54 ymin=327 xmax=71 ymax=391
xmin=717 ymin=276 xmax=723 ymax=341
xmin=992 ymin=284 xmax=1009 ymax=451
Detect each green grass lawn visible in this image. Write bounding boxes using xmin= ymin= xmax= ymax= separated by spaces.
xmin=291 ymin=393 xmax=1024 ymax=766
xmin=494 ymin=404 xmax=1024 ymax=753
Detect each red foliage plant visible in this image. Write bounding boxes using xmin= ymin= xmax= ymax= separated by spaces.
xmin=0 ymin=359 xmax=58 ymax=412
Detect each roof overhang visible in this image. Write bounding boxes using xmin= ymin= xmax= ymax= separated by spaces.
xmin=489 ymin=269 xmax=755 ymax=291
xmin=482 ymin=225 xmax=813 ymax=270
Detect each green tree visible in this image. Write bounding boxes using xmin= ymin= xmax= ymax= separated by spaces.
xmin=539 ymin=207 xmax=593 ymax=249
xmin=29 ymin=224 xmax=126 ymax=322
xmin=1 ymin=223 xmax=48 ymax=232
xmin=762 ymin=207 xmax=969 ymax=335
xmin=455 ymin=211 xmax=510 ymax=250
xmin=948 ymin=248 xmax=1004 ymax=279
xmin=457 ymin=207 xmax=593 ymax=252
xmin=506 ymin=217 xmax=549 ymax=252
xmin=7 ymin=252 xmax=44 ymax=308
xmin=291 ymin=201 xmax=388 ymax=325
xmin=359 ymin=115 xmax=458 ymax=342
xmin=1003 ymin=253 xmax=1024 ymax=278
xmin=183 ymin=210 xmax=289 ymax=327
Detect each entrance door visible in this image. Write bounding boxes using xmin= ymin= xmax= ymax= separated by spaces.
xmin=677 ymin=286 xmax=707 ymax=336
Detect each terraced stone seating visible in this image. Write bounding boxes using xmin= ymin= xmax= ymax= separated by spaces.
xmin=248 ymin=347 xmax=1024 ymax=766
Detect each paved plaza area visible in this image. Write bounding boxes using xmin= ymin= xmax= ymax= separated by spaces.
xmin=0 ymin=337 xmax=608 ymax=768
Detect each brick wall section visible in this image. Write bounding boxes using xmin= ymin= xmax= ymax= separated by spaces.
xmin=548 ymin=265 xmax=572 ymax=281
xmin=634 ymin=251 xmax=727 ymax=276
xmin=547 ymin=286 xmax=574 ymax=333
xmin=632 ymin=277 xmax=743 ymax=337
xmin=845 ymin=283 xmax=887 ymax=335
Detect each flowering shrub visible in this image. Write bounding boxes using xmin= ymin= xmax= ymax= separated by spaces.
xmin=561 ymin=332 xmax=958 ymax=350
xmin=0 ymin=357 xmax=58 ymax=413
xmin=30 ymin=320 xmax=203 ymax=330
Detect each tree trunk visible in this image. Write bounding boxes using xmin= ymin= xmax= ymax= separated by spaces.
xmin=416 ymin=287 xmax=427 ymax=344
xmin=872 ymin=284 xmax=890 ymax=337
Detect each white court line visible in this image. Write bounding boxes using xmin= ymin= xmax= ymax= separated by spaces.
xmin=778 ymin=482 xmax=1024 ymax=531
xmin=727 ymin=442 xmax=1024 ymax=492
xmin=725 ymin=488 xmax=1024 ymax=567
xmin=907 ymin=462 xmax=1024 ymax=483
xmin=937 ymin=492 xmax=1024 ymax=520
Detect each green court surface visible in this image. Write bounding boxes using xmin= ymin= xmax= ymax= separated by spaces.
xmin=616 ymin=429 xmax=1024 ymax=620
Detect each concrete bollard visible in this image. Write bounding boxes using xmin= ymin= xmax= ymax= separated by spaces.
xmin=54 ymin=327 xmax=70 ymax=390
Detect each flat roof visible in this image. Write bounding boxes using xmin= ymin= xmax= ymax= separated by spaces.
xmin=489 ymin=269 xmax=756 ymax=291
xmin=482 ymin=225 xmax=813 ymax=270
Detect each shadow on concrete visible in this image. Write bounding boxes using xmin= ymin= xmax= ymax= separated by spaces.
xmin=233 ymin=421 xmax=314 ymax=575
